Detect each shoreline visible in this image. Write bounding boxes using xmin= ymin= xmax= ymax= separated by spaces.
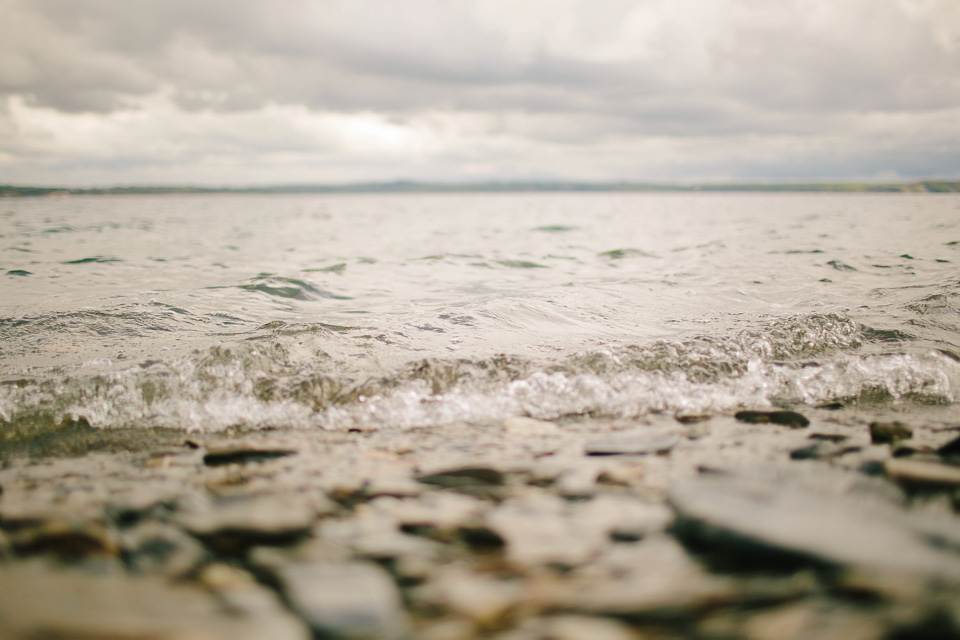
xmin=3 ymin=403 xmax=960 ymax=638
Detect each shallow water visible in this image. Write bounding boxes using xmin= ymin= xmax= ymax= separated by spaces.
xmin=1 ymin=193 xmax=959 ymax=435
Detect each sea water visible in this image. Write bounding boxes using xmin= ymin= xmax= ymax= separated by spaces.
xmin=1 ymin=193 xmax=959 ymax=437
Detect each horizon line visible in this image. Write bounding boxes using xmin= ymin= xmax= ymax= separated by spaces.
xmin=2 ymin=179 xmax=960 ymax=196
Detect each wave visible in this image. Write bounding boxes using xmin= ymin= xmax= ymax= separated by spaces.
xmin=2 ymin=312 xmax=958 ymax=439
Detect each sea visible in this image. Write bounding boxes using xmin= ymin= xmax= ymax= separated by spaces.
xmin=1 ymin=192 xmax=959 ymax=439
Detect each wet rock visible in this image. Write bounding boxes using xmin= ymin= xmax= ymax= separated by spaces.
xmin=503 ymin=416 xmax=560 ymax=435
xmin=884 ymin=458 xmax=960 ymax=490
xmin=735 ymin=410 xmax=809 ymax=428
xmin=790 ymin=442 xmax=860 ymax=461
xmin=676 ymin=413 xmax=712 ymax=424
xmin=202 ymin=441 xmax=299 ymax=466
xmin=808 ymin=433 xmax=848 ymax=442
xmin=585 ymin=429 xmax=680 ymax=456
xmin=739 ymin=601 xmax=887 ymax=640
xmin=121 ymin=521 xmax=207 ymax=577
xmin=177 ymin=494 xmax=329 ymax=550
xmin=870 ymin=421 xmax=913 ymax=444
xmin=414 ymin=569 xmax=523 ymax=629
xmin=8 ymin=521 xmax=119 ymax=560
xmin=668 ymin=473 xmax=960 ymax=581
xmin=275 ymin=560 xmax=409 ymax=639
xmin=0 ymin=561 xmax=310 ymax=639
xmin=416 ymin=466 xmax=505 ymax=490
xmin=540 ymin=615 xmax=642 ymax=640
xmin=936 ymin=434 xmax=960 ymax=460
xmin=486 ymin=493 xmax=607 ymax=569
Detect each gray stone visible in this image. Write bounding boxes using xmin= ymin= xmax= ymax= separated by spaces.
xmin=416 ymin=466 xmax=505 ymax=489
xmin=275 ymin=561 xmax=409 ymax=639
xmin=0 ymin=561 xmax=310 ymax=640
xmin=486 ymin=493 xmax=607 ymax=569
xmin=585 ymin=428 xmax=680 ymax=456
xmin=503 ymin=416 xmax=560 ymax=435
xmin=541 ymin=615 xmax=641 ymax=640
xmin=668 ymin=474 xmax=960 ymax=581
xmin=413 ymin=568 xmax=523 ymax=629
xmin=885 ymin=458 xmax=960 ymax=490
xmin=121 ymin=521 xmax=208 ymax=577
xmin=177 ymin=494 xmax=328 ymax=548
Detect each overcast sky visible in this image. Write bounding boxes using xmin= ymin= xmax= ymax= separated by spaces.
xmin=1 ymin=0 xmax=959 ymax=186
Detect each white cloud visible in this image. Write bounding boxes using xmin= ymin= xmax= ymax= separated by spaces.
xmin=1 ymin=0 xmax=958 ymax=185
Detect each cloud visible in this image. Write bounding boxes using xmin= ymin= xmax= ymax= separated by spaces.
xmin=1 ymin=0 xmax=958 ymax=184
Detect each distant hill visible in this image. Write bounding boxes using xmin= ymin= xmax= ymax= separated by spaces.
xmin=2 ymin=180 xmax=959 ymax=197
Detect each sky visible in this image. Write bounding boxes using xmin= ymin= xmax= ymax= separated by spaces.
xmin=1 ymin=0 xmax=959 ymax=187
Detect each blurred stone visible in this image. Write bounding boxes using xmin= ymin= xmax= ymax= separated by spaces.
xmin=541 ymin=615 xmax=642 ymax=640
xmin=870 ymin=421 xmax=913 ymax=444
xmin=735 ymin=410 xmax=809 ymax=428
xmin=585 ymin=429 xmax=680 ymax=456
xmin=669 ymin=473 xmax=960 ymax=580
xmin=0 ymin=561 xmax=310 ymax=640
xmin=415 ymin=569 xmax=523 ymax=629
xmin=121 ymin=521 xmax=207 ymax=577
xmin=503 ymin=417 xmax=560 ymax=435
xmin=275 ymin=561 xmax=409 ymax=640
xmin=885 ymin=458 xmax=960 ymax=490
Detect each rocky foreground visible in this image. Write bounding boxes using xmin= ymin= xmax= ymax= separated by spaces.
xmin=2 ymin=406 xmax=960 ymax=639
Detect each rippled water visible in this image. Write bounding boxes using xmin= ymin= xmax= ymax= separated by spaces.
xmin=1 ymin=193 xmax=959 ymax=436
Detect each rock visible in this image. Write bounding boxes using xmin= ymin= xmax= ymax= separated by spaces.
xmin=414 ymin=569 xmax=522 ymax=629
xmin=540 ymin=615 xmax=642 ymax=640
xmin=0 ymin=561 xmax=310 ymax=640
xmin=585 ymin=429 xmax=680 ymax=456
xmin=676 ymin=414 xmax=712 ymax=424
xmin=416 ymin=466 xmax=505 ymax=491
xmin=870 ymin=421 xmax=913 ymax=444
xmin=740 ymin=601 xmax=887 ymax=640
xmin=668 ymin=473 xmax=960 ymax=581
xmin=202 ymin=441 xmax=299 ymax=466
xmin=274 ymin=561 xmax=409 ymax=639
xmin=790 ymin=442 xmax=860 ymax=461
xmin=734 ymin=410 xmax=809 ymax=428
xmin=503 ymin=416 xmax=560 ymax=435
xmin=177 ymin=494 xmax=328 ymax=550
xmin=8 ymin=521 xmax=119 ymax=560
xmin=121 ymin=521 xmax=207 ymax=577
xmin=936 ymin=434 xmax=960 ymax=460
xmin=486 ymin=493 xmax=607 ymax=569
xmin=884 ymin=458 xmax=960 ymax=490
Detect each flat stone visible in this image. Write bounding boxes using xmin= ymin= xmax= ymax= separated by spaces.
xmin=202 ymin=441 xmax=299 ymax=466
xmin=503 ymin=416 xmax=560 ymax=435
xmin=0 ymin=561 xmax=310 ymax=640
xmin=541 ymin=615 xmax=642 ymax=640
xmin=121 ymin=521 xmax=208 ymax=577
xmin=486 ymin=493 xmax=607 ymax=569
xmin=177 ymin=494 xmax=328 ymax=546
xmin=415 ymin=465 xmax=505 ymax=490
xmin=884 ymin=458 xmax=960 ymax=490
xmin=735 ymin=410 xmax=809 ymax=428
xmin=870 ymin=421 xmax=913 ymax=444
xmin=275 ymin=561 xmax=409 ymax=639
xmin=8 ymin=521 xmax=119 ymax=560
xmin=585 ymin=429 xmax=680 ymax=456
xmin=668 ymin=473 xmax=960 ymax=581
xmin=414 ymin=569 xmax=523 ymax=629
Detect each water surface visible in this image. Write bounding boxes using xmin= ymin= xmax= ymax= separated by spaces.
xmin=2 ymin=193 xmax=958 ymax=434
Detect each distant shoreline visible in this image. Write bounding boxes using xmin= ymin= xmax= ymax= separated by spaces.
xmin=2 ymin=180 xmax=959 ymax=197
